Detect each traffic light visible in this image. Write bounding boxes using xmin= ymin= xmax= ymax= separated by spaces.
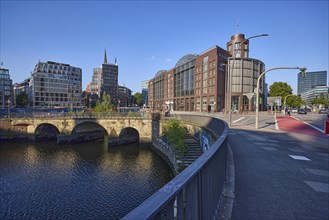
xmin=300 ymin=68 xmax=307 ymax=77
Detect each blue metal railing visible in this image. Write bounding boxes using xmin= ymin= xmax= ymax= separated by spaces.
xmin=123 ymin=115 xmax=229 ymax=219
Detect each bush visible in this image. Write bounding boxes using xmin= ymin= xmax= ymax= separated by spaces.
xmin=162 ymin=118 xmax=187 ymax=155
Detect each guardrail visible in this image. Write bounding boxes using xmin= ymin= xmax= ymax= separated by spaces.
xmin=123 ymin=114 xmax=229 ymax=219
xmin=0 ymin=112 xmax=149 ymax=119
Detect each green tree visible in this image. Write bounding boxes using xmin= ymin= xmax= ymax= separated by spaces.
xmin=311 ymin=94 xmax=329 ymax=108
xmin=162 ymin=118 xmax=187 ymax=156
xmin=94 ymin=92 xmax=113 ymax=112
xmin=269 ymin=82 xmax=293 ymax=97
xmin=286 ymin=95 xmax=304 ymax=108
xmin=134 ymin=92 xmax=142 ymax=106
xmin=15 ymin=91 xmax=29 ymax=107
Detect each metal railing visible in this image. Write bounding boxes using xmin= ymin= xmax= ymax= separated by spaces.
xmin=0 ymin=111 xmax=150 ymax=119
xmin=123 ymin=114 xmax=229 ymax=219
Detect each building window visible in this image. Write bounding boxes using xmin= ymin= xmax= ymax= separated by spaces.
xmin=235 ymin=42 xmax=240 ymax=49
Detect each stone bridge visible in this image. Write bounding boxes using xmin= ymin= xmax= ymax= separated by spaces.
xmin=10 ymin=116 xmax=153 ymax=143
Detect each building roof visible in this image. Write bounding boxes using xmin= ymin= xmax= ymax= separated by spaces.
xmin=175 ymin=54 xmax=198 ymax=68
xmin=154 ymin=70 xmax=167 ymax=78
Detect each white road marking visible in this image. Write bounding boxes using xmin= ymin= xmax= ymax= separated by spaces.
xmin=304 ymin=181 xmax=329 ymax=193
xmin=233 ymin=117 xmax=245 ymax=123
xmin=306 ymin=169 xmax=329 ymax=177
xmin=292 ymin=116 xmax=327 ymax=134
xmin=288 ymin=155 xmax=311 ymax=161
xmin=240 ymin=117 xmax=251 ymax=125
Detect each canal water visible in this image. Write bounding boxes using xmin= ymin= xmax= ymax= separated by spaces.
xmin=0 ymin=140 xmax=173 ymax=219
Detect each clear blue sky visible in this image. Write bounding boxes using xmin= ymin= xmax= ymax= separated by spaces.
xmin=1 ymin=0 xmax=328 ymax=94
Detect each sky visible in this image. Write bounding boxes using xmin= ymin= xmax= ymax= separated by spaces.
xmin=1 ymin=0 xmax=328 ymax=94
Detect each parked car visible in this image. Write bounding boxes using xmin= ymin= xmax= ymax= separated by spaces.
xmin=318 ymin=108 xmax=328 ymax=114
xmin=291 ymin=108 xmax=298 ymax=113
xmin=305 ymin=108 xmax=311 ymax=112
xmin=298 ymin=108 xmax=307 ymax=114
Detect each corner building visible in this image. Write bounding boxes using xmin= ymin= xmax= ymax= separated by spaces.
xmin=226 ymin=34 xmax=266 ymax=112
xmin=30 ymin=61 xmax=82 ymax=108
xmin=148 ymin=33 xmax=266 ymax=112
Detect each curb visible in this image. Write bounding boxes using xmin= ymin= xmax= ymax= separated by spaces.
xmin=216 ymin=143 xmax=235 ymax=220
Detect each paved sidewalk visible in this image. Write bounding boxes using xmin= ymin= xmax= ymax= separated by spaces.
xmin=229 ymin=126 xmax=328 ymax=220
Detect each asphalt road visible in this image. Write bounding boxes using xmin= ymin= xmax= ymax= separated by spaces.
xmin=229 ymin=128 xmax=329 ymax=220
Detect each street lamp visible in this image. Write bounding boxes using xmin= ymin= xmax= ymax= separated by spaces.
xmin=7 ymin=99 xmax=10 ymax=119
xmin=255 ymin=67 xmax=306 ymax=129
xmin=284 ymin=94 xmax=294 ymax=113
xmin=228 ymin=34 xmax=269 ymax=127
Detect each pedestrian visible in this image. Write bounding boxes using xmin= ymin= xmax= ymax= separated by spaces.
xmin=288 ymin=109 xmax=291 ymax=116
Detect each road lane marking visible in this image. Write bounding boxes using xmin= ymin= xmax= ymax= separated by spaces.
xmin=288 ymin=155 xmax=311 ymax=161
xmin=306 ymin=169 xmax=329 ymax=177
xmin=262 ymin=147 xmax=277 ymax=151
xmin=304 ymin=181 xmax=329 ymax=193
xmin=291 ymin=116 xmax=326 ymax=134
xmin=240 ymin=117 xmax=251 ymax=125
xmin=233 ymin=117 xmax=245 ymax=123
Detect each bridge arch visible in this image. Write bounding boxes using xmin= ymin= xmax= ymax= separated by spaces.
xmin=35 ymin=123 xmax=60 ymax=141
xmin=72 ymin=121 xmax=108 ymax=141
xmin=119 ymin=127 xmax=140 ymax=142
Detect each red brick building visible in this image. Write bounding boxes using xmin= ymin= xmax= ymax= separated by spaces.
xmin=148 ymin=33 xmax=266 ymax=113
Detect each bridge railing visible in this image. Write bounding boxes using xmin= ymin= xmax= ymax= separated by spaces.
xmin=0 ymin=111 xmax=151 ymax=119
xmin=123 ymin=114 xmax=229 ymax=220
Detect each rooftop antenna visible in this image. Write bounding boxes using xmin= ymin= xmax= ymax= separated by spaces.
xmin=236 ymin=19 xmax=239 ymax=34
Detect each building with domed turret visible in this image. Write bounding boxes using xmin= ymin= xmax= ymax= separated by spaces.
xmin=147 ymin=33 xmax=266 ymax=113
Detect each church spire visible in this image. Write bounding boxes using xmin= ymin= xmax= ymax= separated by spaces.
xmin=104 ymin=49 xmax=108 ymax=64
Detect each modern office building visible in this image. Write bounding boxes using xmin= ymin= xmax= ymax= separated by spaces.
xmin=141 ymin=80 xmax=149 ymax=106
xmin=226 ymin=34 xmax=266 ymax=112
xmin=300 ymin=86 xmax=329 ymax=104
xmin=90 ymin=50 xmax=118 ymax=105
xmin=118 ymin=85 xmax=131 ymax=107
xmin=13 ymin=78 xmax=31 ymax=107
xmin=297 ymin=71 xmax=327 ymax=94
xmin=0 ymin=68 xmax=12 ymax=109
xmin=30 ymin=61 xmax=82 ymax=108
xmin=148 ymin=33 xmax=266 ymax=113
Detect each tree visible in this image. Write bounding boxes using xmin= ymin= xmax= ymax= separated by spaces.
xmin=311 ymin=94 xmax=329 ymax=108
xmin=134 ymin=92 xmax=142 ymax=106
xmin=15 ymin=91 xmax=29 ymax=107
xmin=162 ymin=118 xmax=187 ymax=155
xmin=269 ymin=82 xmax=293 ymax=97
xmin=94 ymin=92 xmax=113 ymax=112
xmin=286 ymin=95 xmax=304 ymax=108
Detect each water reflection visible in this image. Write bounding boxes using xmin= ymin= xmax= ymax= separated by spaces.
xmin=0 ymin=141 xmax=173 ymax=219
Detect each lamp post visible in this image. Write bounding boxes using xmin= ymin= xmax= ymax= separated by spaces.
xmin=284 ymin=94 xmax=294 ymax=113
xmin=228 ymin=34 xmax=269 ymax=127
xmin=7 ymin=99 xmax=10 ymax=119
xmin=255 ymin=67 xmax=306 ymax=129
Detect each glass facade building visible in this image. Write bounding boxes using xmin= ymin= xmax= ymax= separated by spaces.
xmin=0 ymin=68 xmax=12 ymax=109
xmin=298 ymin=71 xmax=327 ymax=94
xmin=30 ymin=61 xmax=82 ymax=108
xmin=300 ymin=86 xmax=329 ymax=104
xmin=141 ymin=80 xmax=149 ymax=106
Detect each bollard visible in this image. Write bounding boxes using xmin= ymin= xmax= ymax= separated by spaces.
xmin=325 ymin=117 xmax=329 ymax=134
